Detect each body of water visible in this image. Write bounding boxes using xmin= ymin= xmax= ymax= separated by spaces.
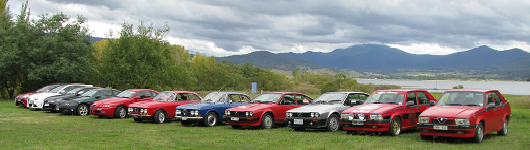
xmin=357 ymin=80 xmax=530 ymax=95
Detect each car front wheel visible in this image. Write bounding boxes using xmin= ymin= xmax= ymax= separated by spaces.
xmin=260 ymin=113 xmax=274 ymax=129
xmin=387 ymin=117 xmax=401 ymax=136
xmin=114 ymin=106 xmax=127 ymax=119
xmin=203 ymin=112 xmax=219 ymax=127
xmin=326 ymin=114 xmax=340 ymax=132
xmin=153 ymin=110 xmax=166 ymax=124
xmin=472 ymin=122 xmax=484 ymax=143
xmin=76 ymin=104 xmax=89 ymax=116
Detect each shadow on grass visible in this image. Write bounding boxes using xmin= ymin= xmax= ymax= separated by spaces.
xmin=419 ymin=134 xmax=500 ymax=144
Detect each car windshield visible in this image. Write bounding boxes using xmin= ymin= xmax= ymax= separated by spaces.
xmin=251 ymin=93 xmax=282 ymax=103
xmin=365 ymin=93 xmax=405 ymax=105
xmin=44 ymin=86 xmax=59 ymax=92
xmin=117 ymin=91 xmax=137 ymax=98
xmin=312 ymin=93 xmax=347 ymax=105
xmin=438 ymin=92 xmax=484 ymax=107
xmin=36 ymin=85 xmax=52 ymax=92
xmin=202 ymin=93 xmax=226 ymax=102
xmin=66 ymin=88 xmax=84 ymax=95
xmin=49 ymin=85 xmax=67 ymax=93
xmin=153 ymin=92 xmax=176 ymax=101
xmin=81 ymin=90 xmax=98 ymax=97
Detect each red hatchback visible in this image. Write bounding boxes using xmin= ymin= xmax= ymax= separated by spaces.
xmin=128 ymin=91 xmax=202 ymax=124
xmin=224 ymin=92 xmax=313 ymax=129
xmin=417 ymin=89 xmax=511 ymax=143
xmin=90 ymin=89 xmax=159 ymax=118
xmin=340 ymin=89 xmax=437 ymax=136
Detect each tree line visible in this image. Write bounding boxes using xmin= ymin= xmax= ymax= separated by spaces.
xmin=0 ymin=1 xmax=396 ymax=99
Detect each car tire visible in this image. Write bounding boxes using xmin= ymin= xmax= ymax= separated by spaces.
xmin=326 ymin=114 xmax=340 ymax=132
xmin=260 ymin=113 xmax=274 ymax=129
xmin=134 ymin=118 xmax=142 ymax=122
xmin=181 ymin=121 xmax=191 ymax=126
xmin=346 ymin=130 xmax=358 ymax=134
xmin=153 ymin=110 xmax=166 ymax=124
xmin=293 ymin=127 xmax=305 ymax=131
xmin=472 ymin=122 xmax=484 ymax=143
xmin=497 ymin=118 xmax=508 ymax=136
xmin=420 ymin=135 xmax=433 ymax=140
xmin=114 ymin=106 xmax=127 ymax=119
xmin=203 ymin=112 xmax=219 ymax=127
xmin=387 ymin=117 xmax=402 ymax=136
xmin=98 ymin=115 xmax=104 ymax=118
xmin=231 ymin=125 xmax=243 ymax=129
xmin=76 ymin=104 xmax=89 ymax=116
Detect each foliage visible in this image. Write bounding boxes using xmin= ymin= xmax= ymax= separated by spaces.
xmin=92 ymin=22 xmax=193 ymax=91
xmin=453 ymin=85 xmax=464 ymax=89
xmin=0 ymin=1 xmax=92 ymax=99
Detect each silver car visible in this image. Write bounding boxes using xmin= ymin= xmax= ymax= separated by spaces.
xmin=285 ymin=92 xmax=369 ymax=131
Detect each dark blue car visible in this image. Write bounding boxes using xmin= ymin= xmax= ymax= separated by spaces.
xmin=175 ymin=92 xmax=252 ymax=127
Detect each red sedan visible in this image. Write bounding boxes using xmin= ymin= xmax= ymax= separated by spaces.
xmin=417 ymin=89 xmax=511 ymax=143
xmin=128 ymin=91 xmax=202 ymax=124
xmin=340 ymin=89 xmax=437 ymax=136
xmin=224 ymin=92 xmax=313 ymax=129
xmin=90 ymin=89 xmax=159 ymax=118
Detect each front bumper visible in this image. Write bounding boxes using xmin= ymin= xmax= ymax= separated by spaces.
xmin=129 ymin=113 xmax=152 ymax=119
xmin=286 ymin=117 xmax=327 ymax=128
xmin=27 ymin=100 xmax=44 ymax=109
xmin=175 ymin=115 xmax=204 ymax=122
xmin=42 ymin=101 xmax=58 ymax=111
xmin=417 ymin=123 xmax=478 ymax=138
xmin=58 ymin=101 xmax=79 ymax=114
xmin=90 ymin=106 xmax=115 ymax=116
xmin=339 ymin=119 xmax=392 ymax=132
xmin=224 ymin=116 xmax=261 ymax=126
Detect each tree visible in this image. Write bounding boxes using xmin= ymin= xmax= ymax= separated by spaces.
xmin=335 ymin=73 xmax=347 ymax=89
xmin=1 ymin=1 xmax=93 ymax=98
xmin=93 ymin=21 xmax=193 ymax=91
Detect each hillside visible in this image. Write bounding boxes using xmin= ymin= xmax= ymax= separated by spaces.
xmin=215 ymin=51 xmax=322 ymax=71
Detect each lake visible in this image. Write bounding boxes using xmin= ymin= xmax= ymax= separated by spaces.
xmin=357 ymin=80 xmax=530 ymax=95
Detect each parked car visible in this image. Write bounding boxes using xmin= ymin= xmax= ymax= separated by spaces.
xmin=417 ymin=89 xmax=511 ymax=143
xmin=15 ymin=85 xmax=60 ymax=107
xmin=58 ymin=88 xmax=121 ymax=116
xmin=43 ymin=87 xmax=99 ymax=112
xmin=175 ymin=92 xmax=252 ymax=127
xmin=27 ymin=85 xmax=93 ymax=110
xmin=285 ymin=92 xmax=369 ymax=132
xmin=90 ymin=89 xmax=159 ymax=118
xmin=340 ymin=89 xmax=437 ymax=136
xmin=224 ymin=92 xmax=313 ymax=129
xmin=128 ymin=91 xmax=202 ymax=124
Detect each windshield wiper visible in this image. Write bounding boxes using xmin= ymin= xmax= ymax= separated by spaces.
xmin=464 ymin=104 xmax=481 ymax=106
xmin=444 ymin=104 xmax=463 ymax=106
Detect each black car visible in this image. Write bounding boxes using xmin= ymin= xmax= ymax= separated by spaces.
xmin=43 ymin=87 xmax=99 ymax=112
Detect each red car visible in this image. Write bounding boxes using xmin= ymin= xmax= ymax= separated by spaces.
xmin=15 ymin=85 xmax=60 ymax=107
xmin=90 ymin=89 xmax=159 ymax=118
xmin=128 ymin=91 xmax=202 ymax=124
xmin=340 ymin=89 xmax=437 ymax=136
xmin=417 ymin=89 xmax=511 ymax=143
xmin=224 ymin=92 xmax=313 ymax=129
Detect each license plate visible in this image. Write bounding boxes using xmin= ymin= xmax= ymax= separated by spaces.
xmin=231 ymin=117 xmax=239 ymax=121
xmin=182 ymin=117 xmax=187 ymax=120
xmin=433 ymin=125 xmax=448 ymax=130
xmin=44 ymin=104 xmax=49 ymax=106
xmin=132 ymin=115 xmax=139 ymax=118
xmin=294 ymin=119 xmax=303 ymax=125
xmin=56 ymin=107 xmax=60 ymax=111
xmin=352 ymin=120 xmax=364 ymax=125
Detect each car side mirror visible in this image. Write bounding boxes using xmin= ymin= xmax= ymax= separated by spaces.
xmin=487 ymin=104 xmax=496 ymax=109
xmin=95 ymin=96 xmax=101 ymax=99
xmin=133 ymin=96 xmax=141 ymax=100
xmin=406 ymin=101 xmax=415 ymax=106
xmin=429 ymin=101 xmax=436 ymax=106
xmin=60 ymin=91 xmax=66 ymax=95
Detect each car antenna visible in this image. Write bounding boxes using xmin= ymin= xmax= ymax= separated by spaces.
xmin=217 ymin=84 xmax=225 ymax=93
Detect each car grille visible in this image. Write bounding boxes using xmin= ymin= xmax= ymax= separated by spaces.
xmin=431 ymin=119 xmax=454 ymax=125
xmin=228 ymin=111 xmax=247 ymax=117
xmin=130 ymin=108 xmax=142 ymax=112
xmin=92 ymin=105 xmax=96 ymax=111
xmin=291 ymin=113 xmax=312 ymax=117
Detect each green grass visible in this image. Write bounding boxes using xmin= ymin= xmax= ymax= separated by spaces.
xmin=1 ymin=98 xmax=529 ymax=149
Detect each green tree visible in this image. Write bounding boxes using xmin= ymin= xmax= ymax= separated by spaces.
xmin=93 ymin=21 xmax=193 ymax=91
xmin=335 ymin=73 xmax=347 ymax=89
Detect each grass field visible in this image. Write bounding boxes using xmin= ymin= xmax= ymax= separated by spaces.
xmin=1 ymin=95 xmax=529 ymax=149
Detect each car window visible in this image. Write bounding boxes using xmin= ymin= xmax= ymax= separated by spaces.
xmin=417 ymin=92 xmax=429 ymax=105
xmin=280 ymin=94 xmax=296 ymax=105
xmin=187 ymin=93 xmax=201 ymax=100
xmin=228 ymin=94 xmax=241 ymax=102
xmin=153 ymin=92 xmax=176 ymax=101
xmin=313 ymin=93 xmax=347 ymax=105
xmin=407 ymin=92 xmax=417 ymax=105
xmin=240 ymin=95 xmax=251 ymax=102
xmin=359 ymin=94 xmax=367 ymax=100
xmin=365 ymin=93 xmax=404 ymax=105
xmin=296 ymin=95 xmax=311 ymax=105
xmin=150 ymin=91 xmax=158 ymax=97
xmin=137 ymin=91 xmax=153 ymax=99
xmin=438 ymin=92 xmax=484 ymax=106
xmin=487 ymin=93 xmax=494 ymax=105
xmin=100 ymin=90 xmax=111 ymax=98
xmin=492 ymin=92 xmax=502 ymax=106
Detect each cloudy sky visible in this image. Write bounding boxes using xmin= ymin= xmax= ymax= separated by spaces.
xmin=6 ymin=0 xmax=530 ymax=56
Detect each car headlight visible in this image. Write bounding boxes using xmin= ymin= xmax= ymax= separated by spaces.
xmin=192 ymin=110 xmax=199 ymax=115
xmin=418 ymin=117 xmax=429 ymax=124
xmin=102 ymin=104 xmax=110 ymax=107
xmin=141 ymin=109 xmax=148 ymax=114
xmin=455 ymin=118 xmax=470 ymax=125
xmin=341 ymin=113 xmax=349 ymax=119
xmin=225 ymin=110 xmax=230 ymax=115
xmin=311 ymin=112 xmax=320 ymax=117
xmin=348 ymin=113 xmax=354 ymax=120
xmin=370 ymin=114 xmax=383 ymax=120
xmin=246 ymin=112 xmax=253 ymax=117
xmin=128 ymin=108 xmax=133 ymax=112
xmin=176 ymin=109 xmax=182 ymax=115
xmin=286 ymin=112 xmax=292 ymax=117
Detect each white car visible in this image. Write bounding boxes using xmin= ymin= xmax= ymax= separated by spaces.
xmin=27 ymin=85 xmax=92 ymax=110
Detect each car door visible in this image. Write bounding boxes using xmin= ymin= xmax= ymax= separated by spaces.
xmin=483 ymin=92 xmax=498 ymax=131
xmin=491 ymin=92 xmax=505 ymax=129
xmin=274 ymin=94 xmax=299 ymax=121
xmin=402 ymin=92 xmax=419 ymax=128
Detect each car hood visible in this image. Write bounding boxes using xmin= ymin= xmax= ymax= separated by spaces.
xmin=420 ymin=106 xmax=484 ymax=118
xmin=287 ymin=104 xmax=347 ymax=113
xmin=30 ymin=93 xmax=60 ymax=100
xmin=129 ymin=100 xmax=199 ymax=108
xmin=227 ymin=104 xmax=274 ymax=112
xmin=93 ymin=97 xmax=131 ymax=105
xmin=177 ymin=102 xmax=248 ymax=110
xmin=72 ymin=97 xmax=96 ymax=103
xmin=342 ymin=104 xmax=403 ymax=114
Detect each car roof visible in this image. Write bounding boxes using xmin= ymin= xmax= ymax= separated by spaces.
xmin=324 ymin=91 xmax=369 ymax=94
xmin=443 ymin=89 xmax=498 ymax=93
xmin=263 ymin=92 xmax=305 ymax=95
xmin=211 ymin=92 xmax=250 ymax=96
xmin=125 ymin=89 xmax=157 ymax=92
xmin=375 ymin=89 xmax=428 ymax=92
xmin=163 ymin=91 xmax=199 ymax=94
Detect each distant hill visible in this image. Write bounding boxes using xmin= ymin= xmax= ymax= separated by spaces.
xmin=215 ymin=51 xmax=322 ymax=70
xmin=90 ymin=37 xmax=106 ymax=42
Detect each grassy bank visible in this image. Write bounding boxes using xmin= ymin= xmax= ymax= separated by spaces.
xmin=1 ymin=95 xmax=529 ymax=149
